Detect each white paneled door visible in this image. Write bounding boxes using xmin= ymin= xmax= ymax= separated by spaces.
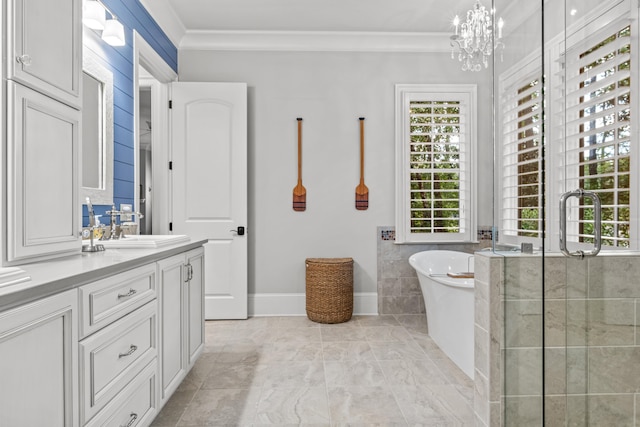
xmin=170 ymin=82 xmax=247 ymax=319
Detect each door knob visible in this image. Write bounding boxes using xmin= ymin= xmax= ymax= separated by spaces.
xmin=230 ymin=226 xmax=245 ymax=236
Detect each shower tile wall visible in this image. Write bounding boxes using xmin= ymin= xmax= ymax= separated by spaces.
xmin=376 ymin=226 xmax=491 ymax=316
xmin=473 ymin=253 xmax=503 ymax=427
xmin=475 ymin=253 xmax=640 ymax=426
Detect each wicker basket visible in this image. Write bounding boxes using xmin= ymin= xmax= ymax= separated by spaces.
xmin=305 ymin=258 xmax=353 ymax=324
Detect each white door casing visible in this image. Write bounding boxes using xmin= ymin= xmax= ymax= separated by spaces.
xmin=170 ymin=82 xmax=248 ymax=320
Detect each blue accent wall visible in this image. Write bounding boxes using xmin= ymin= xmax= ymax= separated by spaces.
xmin=83 ymin=0 xmax=177 ymax=225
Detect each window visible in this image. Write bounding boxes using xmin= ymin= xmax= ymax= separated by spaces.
xmin=395 ymin=84 xmax=477 ymax=243
xmin=498 ymin=0 xmax=637 ymax=251
xmin=570 ymin=25 xmax=631 ymax=248
xmin=499 ymin=60 xmax=543 ymax=247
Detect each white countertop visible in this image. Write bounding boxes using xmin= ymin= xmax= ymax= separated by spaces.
xmin=0 ymin=238 xmax=207 ymax=312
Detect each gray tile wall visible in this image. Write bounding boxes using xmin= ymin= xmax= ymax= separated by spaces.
xmin=376 ymin=226 xmax=491 ymax=316
xmin=474 ymin=253 xmax=640 ymax=426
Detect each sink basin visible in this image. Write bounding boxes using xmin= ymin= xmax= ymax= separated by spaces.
xmin=97 ymin=234 xmax=190 ymax=249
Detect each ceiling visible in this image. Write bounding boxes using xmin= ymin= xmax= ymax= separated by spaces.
xmin=163 ymin=0 xmax=470 ymax=33
xmin=142 ymin=0 xmax=596 ymax=51
xmin=142 ymin=0 xmax=490 ymax=50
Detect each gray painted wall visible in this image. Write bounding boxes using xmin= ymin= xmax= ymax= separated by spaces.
xmin=178 ymin=50 xmax=493 ymax=298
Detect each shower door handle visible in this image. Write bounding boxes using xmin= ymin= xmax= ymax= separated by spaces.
xmin=559 ymin=189 xmax=601 ymax=259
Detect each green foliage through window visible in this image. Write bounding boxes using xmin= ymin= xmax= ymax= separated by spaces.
xmin=409 ymin=101 xmax=462 ymax=233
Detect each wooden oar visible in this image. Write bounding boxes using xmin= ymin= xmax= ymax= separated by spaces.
xmin=293 ymin=118 xmax=306 ymax=211
xmin=355 ymin=117 xmax=369 ymax=210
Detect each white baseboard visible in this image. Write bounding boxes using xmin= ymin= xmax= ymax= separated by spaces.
xmin=249 ymin=292 xmax=378 ymax=317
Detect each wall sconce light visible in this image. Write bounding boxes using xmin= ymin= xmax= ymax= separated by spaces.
xmin=82 ymin=0 xmax=126 ymax=47
xmin=101 ymin=19 xmax=125 ymax=46
xmin=82 ymin=0 xmax=106 ymax=30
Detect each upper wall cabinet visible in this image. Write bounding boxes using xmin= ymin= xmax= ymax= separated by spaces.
xmin=6 ymin=0 xmax=81 ymax=108
xmin=6 ymin=82 xmax=81 ymax=263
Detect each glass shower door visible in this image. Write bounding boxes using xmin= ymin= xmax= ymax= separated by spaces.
xmin=554 ymin=0 xmax=639 ymax=424
xmin=495 ymin=0 xmax=638 ymax=425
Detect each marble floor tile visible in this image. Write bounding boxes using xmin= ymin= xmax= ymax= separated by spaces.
xmin=362 ymin=325 xmax=413 ymax=342
xmin=154 ymin=316 xmax=475 ymax=426
xmin=177 ymin=388 xmax=261 ymax=426
xmin=324 ymin=360 xmax=387 ymax=386
xmin=394 ymin=314 xmax=429 ymax=334
xmin=201 ymin=362 xmax=266 ymax=389
xmin=259 ymin=361 xmax=326 ymax=388
xmin=275 ymin=316 xmax=322 ymax=328
xmin=151 ymin=390 xmax=197 ymax=426
xmin=391 ymin=384 xmax=474 ymax=425
xmin=320 ymin=325 xmax=368 ymax=342
xmin=273 ymin=326 xmax=323 ymax=343
xmin=258 ymin=341 xmax=324 ymax=363
xmin=321 ymin=341 xmax=375 ymax=362
xmin=327 ymin=385 xmax=407 ymax=425
xmin=254 ymin=387 xmax=330 ymax=424
xmin=379 ymin=359 xmax=450 ymax=386
xmin=214 ymin=342 xmax=263 ymax=364
xmin=369 ymin=340 xmax=428 ymax=360
xmin=354 ymin=314 xmax=401 ymax=327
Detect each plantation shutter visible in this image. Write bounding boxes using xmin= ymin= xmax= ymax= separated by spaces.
xmin=395 ymin=85 xmax=476 ymax=243
xmin=562 ymin=22 xmax=631 ymax=248
xmin=500 ymin=74 xmax=543 ymax=245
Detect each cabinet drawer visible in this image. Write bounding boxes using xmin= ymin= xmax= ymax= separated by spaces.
xmin=80 ymin=301 xmax=157 ymax=424
xmin=85 ymin=360 xmax=157 ymax=427
xmin=79 ymin=263 xmax=156 ymax=338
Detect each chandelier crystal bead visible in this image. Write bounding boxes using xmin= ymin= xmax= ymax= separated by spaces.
xmin=450 ymin=0 xmax=505 ymax=72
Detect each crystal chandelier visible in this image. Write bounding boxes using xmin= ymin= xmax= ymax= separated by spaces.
xmin=450 ymin=0 xmax=504 ymax=72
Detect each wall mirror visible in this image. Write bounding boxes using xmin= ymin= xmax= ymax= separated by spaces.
xmin=81 ymin=47 xmax=114 ymax=204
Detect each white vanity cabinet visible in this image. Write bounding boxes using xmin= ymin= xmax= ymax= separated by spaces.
xmin=0 ymin=243 xmax=205 ymax=427
xmin=0 ymin=289 xmax=79 ymax=427
xmin=3 ymin=0 xmax=82 ymax=266
xmin=78 ymin=264 xmax=159 ymax=426
xmin=157 ymin=247 xmax=205 ymax=405
xmin=5 ymin=0 xmax=82 ymax=108
xmin=6 ymin=82 xmax=81 ymax=264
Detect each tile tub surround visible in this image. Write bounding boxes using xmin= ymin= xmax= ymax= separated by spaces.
xmin=376 ymin=226 xmax=491 ymax=316
xmin=474 ymin=252 xmax=640 ymax=426
xmin=151 ymin=315 xmax=474 ymax=426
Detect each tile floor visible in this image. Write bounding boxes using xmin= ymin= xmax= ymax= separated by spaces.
xmin=151 ymin=314 xmax=474 ymax=426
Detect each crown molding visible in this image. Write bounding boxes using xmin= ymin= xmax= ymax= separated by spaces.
xmin=179 ymin=30 xmax=453 ymax=53
xmin=139 ymin=0 xmax=186 ymax=47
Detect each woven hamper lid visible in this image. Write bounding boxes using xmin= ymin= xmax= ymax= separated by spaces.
xmin=306 ymin=258 xmax=353 ymax=264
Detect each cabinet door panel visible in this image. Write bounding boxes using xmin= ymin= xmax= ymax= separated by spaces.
xmin=79 ymin=302 xmax=157 ymax=424
xmin=0 ymin=290 xmax=78 ymax=427
xmin=7 ymin=82 xmax=81 ymax=263
xmin=157 ymin=255 xmax=186 ymax=400
xmin=186 ymin=248 xmax=205 ymax=366
xmin=7 ymin=0 xmax=81 ymax=106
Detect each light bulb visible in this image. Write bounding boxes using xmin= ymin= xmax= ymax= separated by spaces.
xmin=102 ymin=19 xmax=125 ymax=46
xmin=83 ymin=0 xmax=105 ymax=30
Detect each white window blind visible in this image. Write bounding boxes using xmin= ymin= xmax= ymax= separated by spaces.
xmin=500 ymin=72 xmax=543 ymax=245
xmin=395 ymin=85 xmax=476 ymax=243
xmin=563 ymin=23 xmax=631 ymax=248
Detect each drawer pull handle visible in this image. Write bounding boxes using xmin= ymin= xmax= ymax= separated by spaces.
xmin=121 ymin=412 xmax=138 ymax=427
xmin=118 ymin=345 xmax=138 ymax=358
xmin=16 ymin=54 xmax=32 ymax=66
xmin=117 ymin=289 xmax=137 ymax=299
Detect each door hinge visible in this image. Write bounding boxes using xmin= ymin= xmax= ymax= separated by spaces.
xmin=169 ymin=222 xmax=173 ymax=231
xmin=169 ymin=100 xmax=173 ymax=109
xmin=169 ymin=161 xmax=173 ymax=170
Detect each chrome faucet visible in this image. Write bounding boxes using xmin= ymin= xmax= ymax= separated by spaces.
xmin=82 ymin=197 xmax=105 ymax=252
xmin=104 ymin=205 xmax=144 ymax=240
xmin=106 ymin=205 xmax=124 ymax=239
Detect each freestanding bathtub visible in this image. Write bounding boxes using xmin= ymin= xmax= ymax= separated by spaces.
xmin=408 ymin=250 xmax=475 ymax=379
